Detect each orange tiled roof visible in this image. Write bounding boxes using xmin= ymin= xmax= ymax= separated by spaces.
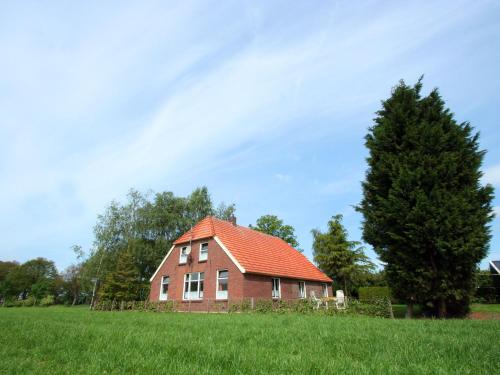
xmin=174 ymin=216 xmax=332 ymax=283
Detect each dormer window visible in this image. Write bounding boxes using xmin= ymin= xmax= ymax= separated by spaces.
xmin=199 ymin=242 xmax=208 ymax=262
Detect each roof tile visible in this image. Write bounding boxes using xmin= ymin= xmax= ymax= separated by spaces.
xmin=174 ymin=216 xmax=332 ymax=283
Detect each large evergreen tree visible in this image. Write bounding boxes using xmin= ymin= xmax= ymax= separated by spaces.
xmin=312 ymin=214 xmax=374 ymax=295
xmin=357 ymin=79 xmax=494 ymax=318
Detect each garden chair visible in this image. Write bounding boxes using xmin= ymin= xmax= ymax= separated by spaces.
xmin=335 ymin=290 xmax=346 ymax=309
xmin=310 ymin=291 xmax=323 ymax=309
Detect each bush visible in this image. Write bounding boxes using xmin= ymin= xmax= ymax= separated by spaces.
xmin=22 ymin=296 xmax=36 ymax=307
xmin=349 ymin=298 xmax=393 ymax=318
xmin=473 ymin=287 xmax=498 ymax=304
xmin=359 ymin=287 xmax=391 ymax=301
xmin=40 ymin=295 xmax=55 ymax=307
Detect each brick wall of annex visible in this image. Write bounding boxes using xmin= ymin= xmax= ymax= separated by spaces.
xmin=243 ymin=274 xmax=333 ymax=300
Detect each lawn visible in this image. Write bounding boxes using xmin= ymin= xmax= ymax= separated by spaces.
xmin=0 ymin=307 xmax=498 ymax=374
xmin=471 ymin=304 xmax=500 ymax=314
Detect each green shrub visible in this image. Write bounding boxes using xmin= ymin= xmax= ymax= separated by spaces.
xmin=359 ymin=287 xmax=391 ymax=301
xmin=349 ymin=298 xmax=393 ymax=318
xmin=40 ymin=295 xmax=55 ymax=307
xmin=2 ymin=299 xmax=16 ymax=307
xmin=22 ymin=296 xmax=36 ymax=307
xmin=254 ymin=299 xmax=274 ymax=313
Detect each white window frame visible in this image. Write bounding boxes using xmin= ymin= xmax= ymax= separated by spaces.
xmin=159 ymin=276 xmax=169 ymax=301
xmin=322 ymin=283 xmax=328 ymax=297
xmin=298 ymin=281 xmax=306 ymax=299
xmin=216 ymin=269 xmax=228 ymax=300
xmin=179 ymin=246 xmax=190 ymax=264
xmin=199 ymin=242 xmax=208 ymax=262
xmin=183 ymin=272 xmax=204 ymax=300
xmin=272 ymin=278 xmax=281 ymax=299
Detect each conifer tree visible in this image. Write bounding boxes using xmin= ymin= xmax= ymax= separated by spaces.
xmin=357 ymin=78 xmax=494 ymax=317
xmin=312 ymin=214 xmax=374 ymax=295
xmin=99 ymin=251 xmax=143 ymax=301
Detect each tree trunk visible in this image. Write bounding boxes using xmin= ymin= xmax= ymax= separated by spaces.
xmin=72 ymin=296 xmax=77 ymax=306
xmin=437 ymin=297 xmax=447 ymax=319
xmin=405 ymin=302 xmax=413 ymax=319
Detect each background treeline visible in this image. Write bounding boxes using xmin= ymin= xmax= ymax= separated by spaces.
xmin=0 ymin=187 xmax=236 ymax=306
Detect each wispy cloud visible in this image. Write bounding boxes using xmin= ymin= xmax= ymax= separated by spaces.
xmin=1 ymin=0 xmax=499 ymax=268
xmin=483 ymin=164 xmax=500 ymax=187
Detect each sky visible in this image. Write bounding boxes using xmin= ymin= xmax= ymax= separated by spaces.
xmin=1 ymin=0 xmax=500 ymax=271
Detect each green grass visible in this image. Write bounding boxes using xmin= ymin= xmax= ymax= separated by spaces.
xmin=471 ymin=304 xmax=500 ymax=313
xmin=391 ymin=304 xmax=423 ymax=318
xmin=0 ymin=307 xmax=499 ymax=374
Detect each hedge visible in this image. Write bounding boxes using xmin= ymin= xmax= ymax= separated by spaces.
xmin=358 ymin=287 xmax=391 ymax=301
xmin=92 ymin=298 xmax=394 ymax=318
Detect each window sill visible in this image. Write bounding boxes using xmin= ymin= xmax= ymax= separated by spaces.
xmin=198 ymin=260 xmax=207 ymax=263
xmin=181 ymin=299 xmax=203 ymax=303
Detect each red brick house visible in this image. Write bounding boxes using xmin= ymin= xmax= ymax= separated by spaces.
xmin=149 ymin=216 xmax=332 ymax=310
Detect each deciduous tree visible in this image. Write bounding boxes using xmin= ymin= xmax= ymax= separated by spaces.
xmin=250 ymin=214 xmax=301 ymax=250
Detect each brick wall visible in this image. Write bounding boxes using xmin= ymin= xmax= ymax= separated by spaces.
xmin=149 ymin=237 xmax=244 ymax=311
xmin=149 ymin=237 xmax=333 ymax=311
xmin=243 ymin=273 xmax=333 ymax=300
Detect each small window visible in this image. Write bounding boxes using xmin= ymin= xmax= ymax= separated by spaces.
xmin=179 ymin=246 xmax=190 ymax=264
xmin=322 ymin=283 xmax=328 ymax=297
xmin=298 ymin=281 xmax=306 ymax=299
xmin=159 ymin=276 xmax=169 ymax=301
xmin=216 ymin=270 xmax=228 ymax=300
xmin=272 ymin=278 xmax=281 ymax=299
xmin=199 ymin=243 xmax=208 ymax=262
xmin=183 ymin=272 xmax=204 ymax=300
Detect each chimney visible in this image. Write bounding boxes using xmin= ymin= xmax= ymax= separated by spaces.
xmin=229 ymin=215 xmax=237 ymax=226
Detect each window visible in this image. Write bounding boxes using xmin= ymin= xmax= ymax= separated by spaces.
xmin=159 ymin=276 xmax=169 ymax=301
xmin=322 ymin=283 xmax=328 ymax=297
xmin=199 ymin=242 xmax=208 ymax=262
xmin=216 ymin=270 xmax=228 ymax=300
xmin=183 ymin=272 xmax=204 ymax=300
xmin=272 ymin=278 xmax=281 ymax=299
xmin=298 ymin=281 xmax=306 ymax=299
xmin=179 ymin=246 xmax=190 ymax=264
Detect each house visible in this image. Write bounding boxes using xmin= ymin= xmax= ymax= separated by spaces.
xmin=149 ymin=216 xmax=333 ymax=310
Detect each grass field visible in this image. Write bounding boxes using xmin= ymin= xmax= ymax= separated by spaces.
xmin=1 ymin=307 xmax=499 ymax=374
xmin=471 ymin=303 xmax=500 ymax=314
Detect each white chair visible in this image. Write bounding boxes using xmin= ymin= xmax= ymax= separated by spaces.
xmin=310 ymin=291 xmax=323 ymax=309
xmin=335 ymin=290 xmax=346 ymax=309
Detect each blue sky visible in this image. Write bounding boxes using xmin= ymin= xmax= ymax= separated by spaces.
xmin=1 ymin=1 xmax=499 ymax=271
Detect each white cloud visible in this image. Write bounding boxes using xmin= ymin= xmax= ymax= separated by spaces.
xmin=483 ymin=164 xmax=500 ymax=187
xmin=274 ymin=174 xmax=291 ymax=182
xmin=0 ymin=0 xmax=498 ymax=268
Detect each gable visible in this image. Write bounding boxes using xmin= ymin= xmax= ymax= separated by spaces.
xmin=149 ymin=237 xmax=244 ymax=282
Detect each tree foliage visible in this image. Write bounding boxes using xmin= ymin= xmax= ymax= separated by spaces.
xmin=87 ymin=186 xmax=234 ymax=301
xmin=250 ymin=214 xmax=301 ymax=250
xmin=357 ymin=78 xmax=494 ymax=317
xmin=312 ymin=214 xmax=374 ymax=295
xmin=99 ymin=251 xmax=144 ymax=301
xmin=0 ymin=258 xmax=59 ymax=302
